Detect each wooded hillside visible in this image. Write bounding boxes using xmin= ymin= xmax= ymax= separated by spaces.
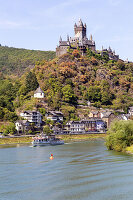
xmin=0 ymin=45 xmax=55 ymax=75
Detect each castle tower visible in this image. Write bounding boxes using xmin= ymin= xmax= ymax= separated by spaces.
xmin=74 ymin=18 xmax=86 ymax=39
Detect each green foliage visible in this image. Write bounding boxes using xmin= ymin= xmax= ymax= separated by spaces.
xmin=1 ymin=122 xmax=17 ymax=135
xmin=38 ymin=108 xmax=46 ymax=116
xmin=106 ymin=120 xmax=133 ymax=152
xmin=86 ymin=86 xmax=101 ymax=102
xmin=62 ymin=85 xmax=77 ymax=104
xmin=61 ymin=105 xmax=76 ymax=121
xmin=116 ymin=60 xmax=125 ymax=71
xmin=43 ymin=125 xmax=53 ymax=136
xmin=25 ymin=72 xmax=39 ymax=92
xmin=0 ymin=45 xmax=55 ymax=75
xmin=0 ymin=79 xmax=19 ymax=121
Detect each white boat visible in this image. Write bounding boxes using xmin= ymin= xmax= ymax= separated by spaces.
xmin=32 ymin=135 xmax=64 ymax=147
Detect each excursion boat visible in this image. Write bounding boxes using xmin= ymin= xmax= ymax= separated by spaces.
xmin=32 ymin=135 xmax=64 ymax=147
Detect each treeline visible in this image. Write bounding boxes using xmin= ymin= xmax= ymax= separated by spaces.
xmin=0 ymin=45 xmax=55 ymax=75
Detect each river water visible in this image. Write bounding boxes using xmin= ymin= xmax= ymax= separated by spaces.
xmin=0 ymin=141 xmax=133 ymax=200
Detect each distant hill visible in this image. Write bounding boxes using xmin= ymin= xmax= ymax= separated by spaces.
xmin=0 ymin=45 xmax=56 ymax=75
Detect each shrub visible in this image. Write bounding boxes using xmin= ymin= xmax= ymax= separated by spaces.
xmin=106 ymin=120 xmax=133 ymax=152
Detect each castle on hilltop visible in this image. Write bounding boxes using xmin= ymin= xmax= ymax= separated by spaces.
xmin=56 ymin=19 xmax=119 ymax=61
xmin=56 ymin=19 xmax=95 ymax=57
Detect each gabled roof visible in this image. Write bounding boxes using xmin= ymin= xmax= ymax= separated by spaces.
xmin=47 ymin=111 xmax=63 ymax=116
xmin=15 ymin=120 xmax=29 ymax=125
xmin=101 ymin=111 xmax=113 ymax=118
xmin=90 ymin=111 xmax=99 ymax=115
xmin=34 ymin=87 xmax=44 ymax=94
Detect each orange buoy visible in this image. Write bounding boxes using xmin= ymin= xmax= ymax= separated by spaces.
xmin=50 ymin=154 xmax=54 ymax=160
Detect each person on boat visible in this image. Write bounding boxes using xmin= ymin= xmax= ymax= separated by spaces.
xmin=50 ymin=154 xmax=54 ymax=160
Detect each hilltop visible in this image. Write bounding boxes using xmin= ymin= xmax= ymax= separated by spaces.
xmin=0 ymin=45 xmax=56 ymax=75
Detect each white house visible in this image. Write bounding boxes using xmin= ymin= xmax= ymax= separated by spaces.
xmin=34 ymin=87 xmax=44 ymax=98
xmin=15 ymin=120 xmax=30 ymax=133
xmin=46 ymin=111 xmax=64 ymax=122
xmin=20 ymin=111 xmax=42 ymax=127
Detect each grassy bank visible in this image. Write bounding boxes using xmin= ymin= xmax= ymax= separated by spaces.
xmin=59 ymin=134 xmax=106 ymax=142
xmin=0 ymin=134 xmax=106 ymax=145
xmin=0 ymin=137 xmax=32 ymax=145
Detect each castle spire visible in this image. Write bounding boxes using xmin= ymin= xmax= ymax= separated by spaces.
xmin=90 ymin=34 xmax=93 ymax=41
xmin=78 ymin=18 xmax=83 ymax=26
xmin=59 ymin=36 xmax=62 ymax=42
xmin=108 ymin=46 xmax=112 ymax=52
xmin=74 ymin=23 xmax=77 ymax=27
xmin=67 ymin=34 xmax=69 ymax=42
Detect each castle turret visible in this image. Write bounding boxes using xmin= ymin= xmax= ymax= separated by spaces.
xmin=59 ymin=36 xmax=62 ymax=42
xmin=67 ymin=34 xmax=69 ymax=42
xmin=90 ymin=34 xmax=93 ymax=41
xmin=108 ymin=46 xmax=112 ymax=52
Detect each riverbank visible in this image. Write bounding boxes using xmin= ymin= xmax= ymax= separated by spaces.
xmin=0 ymin=137 xmax=32 ymax=145
xmin=59 ymin=134 xmax=106 ymax=142
xmin=0 ymin=134 xmax=106 ymax=145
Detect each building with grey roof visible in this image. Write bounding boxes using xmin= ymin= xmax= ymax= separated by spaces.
xmin=34 ymin=86 xmax=44 ymax=98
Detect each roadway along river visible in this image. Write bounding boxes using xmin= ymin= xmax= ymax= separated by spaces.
xmin=0 ymin=141 xmax=133 ymax=200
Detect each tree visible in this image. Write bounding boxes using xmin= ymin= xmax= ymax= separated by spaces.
xmin=106 ymin=120 xmax=133 ymax=152
xmin=38 ymin=108 xmax=46 ymax=116
xmin=62 ymin=85 xmax=77 ymax=104
xmin=43 ymin=125 xmax=53 ymax=136
xmin=87 ymin=86 xmax=101 ymax=102
xmin=0 ymin=107 xmax=4 ymax=119
xmin=25 ymin=72 xmax=39 ymax=92
xmin=4 ymin=123 xmax=17 ymax=135
xmin=116 ymin=60 xmax=125 ymax=71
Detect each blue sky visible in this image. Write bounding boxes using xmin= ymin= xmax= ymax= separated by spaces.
xmin=0 ymin=0 xmax=132 ymax=60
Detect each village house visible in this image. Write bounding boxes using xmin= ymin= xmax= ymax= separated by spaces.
xmin=128 ymin=107 xmax=133 ymax=116
xmin=15 ymin=120 xmax=30 ymax=134
xmin=88 ymin=111 xmax=101 ymax=118
xmin=20 ymin=111 xmax=42 ymax=127
xmin=95 ymin=119 xmax=106 ymax=132
xmin=100 ymin=112 xmax=116 ymax=128
xmin=66 ymin=119 xmax=98 ymax=134
xmin=117 ymin=114 xmax=130 ymax=121
xmin=52 ymin=126 xmax=63 ymax=135
xmin=46 ymin=111 xmax=64 ymax=122
xmin=34 ymin=87 xmax=44 ymax=98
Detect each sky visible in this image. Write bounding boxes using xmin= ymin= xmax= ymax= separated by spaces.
xmin=0 ymin=0 xmax=133 ymax=61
